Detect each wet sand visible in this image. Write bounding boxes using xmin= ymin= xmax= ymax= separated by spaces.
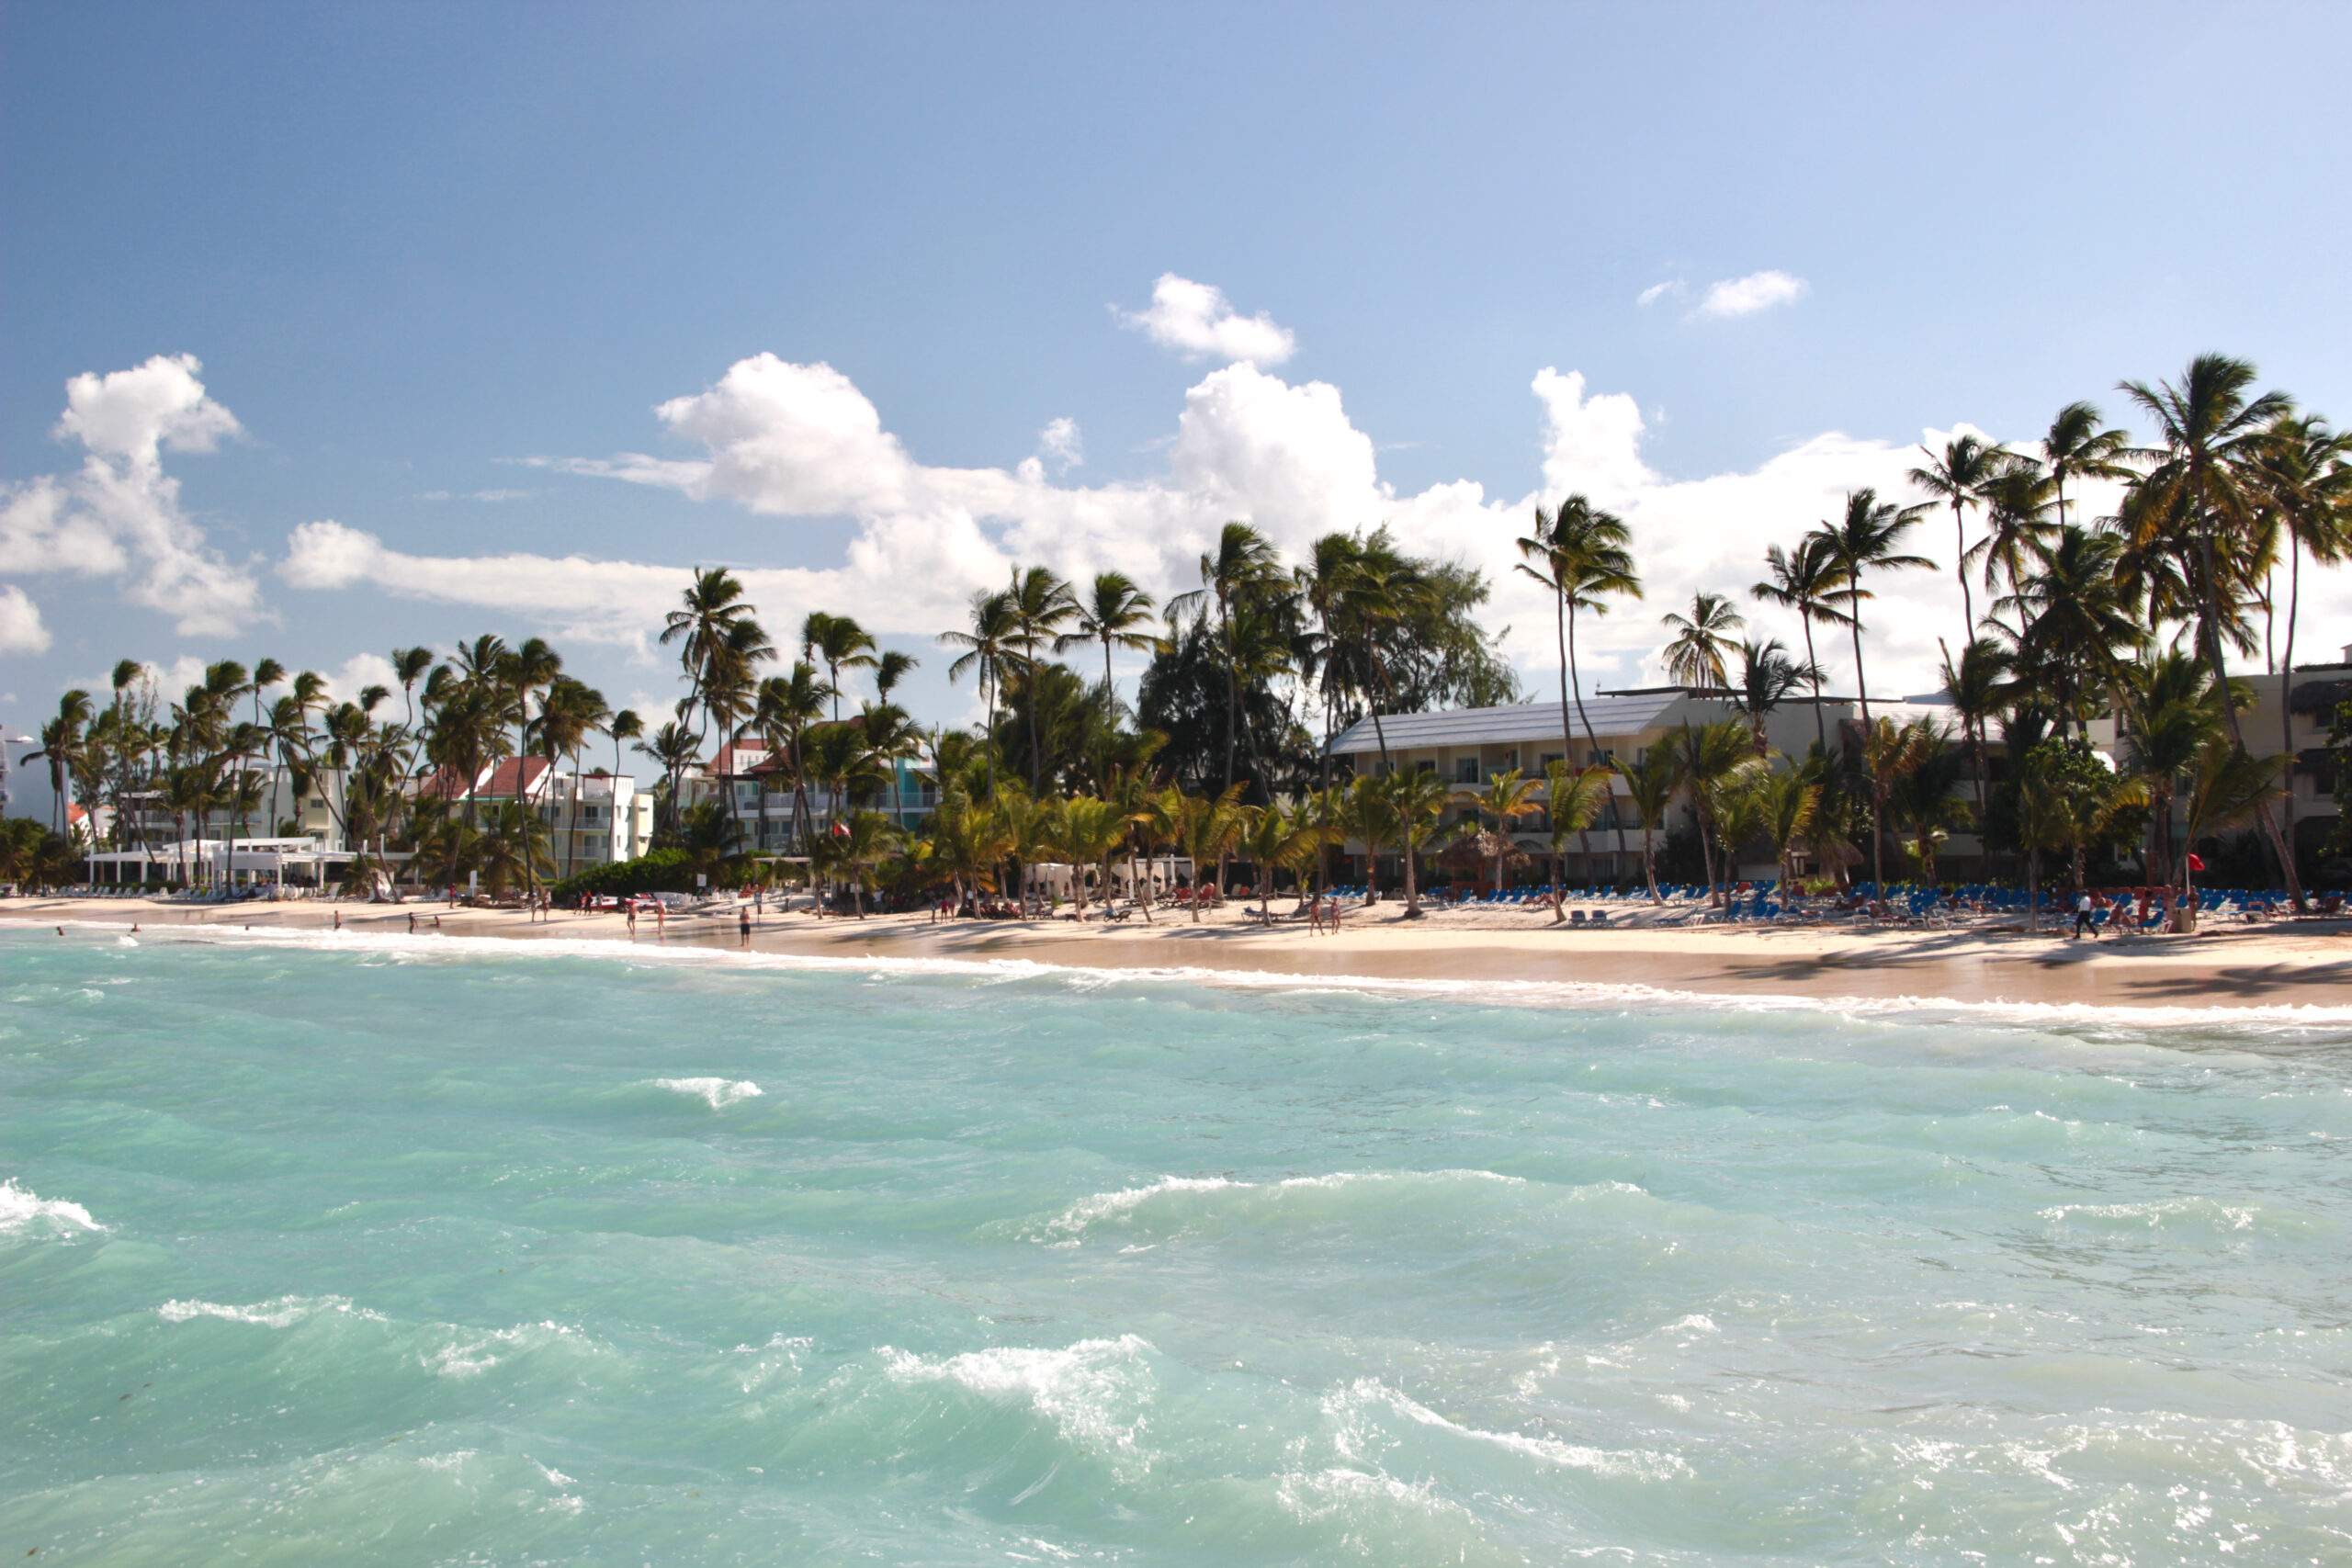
xmin=12 ymin=893 xmax=2350 ymax=1013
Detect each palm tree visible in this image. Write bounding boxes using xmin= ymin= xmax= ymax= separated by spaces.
xmin=1659 ymin=592 xmax=1746 ymax=689
xmin=2120 ymin=354 xmax=2302 ymax=905
xmin=1996 ymin=525 xmax=2139 ymax=739
xmin=1752 ymin=766 xmax=1821 ymax=896
xmin=752 ymin=663 xmax=831 ymax=854
xmin=1171 ymin=784 xmax=1246 ymax=921
xmin=659 ymin=569 xmax=757 ymax=830
xmin=1726 ymin=638 xmax=1809 ymax=758
xmin=25 ymin=691 xmax=94 ymax=838
xmin=1334 ymin=773 xmax=1397 ymax=901
xmin=801 ymin=611 xmax=877 ymax=722
xmin=2117 ymin=647 xmax=2228 ymax=919
xmin=1908 ymin=434 xmax=2009 ymax=641
xmin=1001 ymin=568 xmax=1080 ymax=793
xmin=1380 ymin=767 xmax=1454 ymax=918
xmin=1962 ymin=466 xmax=2061 ymax=612
xmin=1169 ymin=522 xmax=1283 ymax=794
xmin=1542 ymin=760 xmax=1612 ymax=916
xmin=1750 ymin=536 xmax=1852 ymax=749
xmin=1057 ymin=571 xmax=1159 ymax=787
xmin=1236 ymin=797 xmax=1335 ymax=920
xmin=2251 ymin=414 xmax=2351 ymax=847
xmin=1675 ymin=718 xmax=1751 ymax=906
xmin=939 ymin=588 xmax=1016 ymax=799
xmin=1938 ymin=636 xmax=2013 ymax=831
xmin=1811 ymin=488 xmax=1934 ymax=890
xmin=1618 ymin=743 xmax=1680 ymax=903
xmin=2038 ymin=400 xmax=2135 ymax=532
xmin=1517 ymin=495 xmax=1641 ymax=874
xmin=2178 ymin=739 xmax=2288 ymax=928
xmin=1471 ymin=768 xmax=1543 ymax=896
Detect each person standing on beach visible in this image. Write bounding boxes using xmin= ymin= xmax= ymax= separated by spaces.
xmin=408 ymin=912 xmax=416 ymax=933
xmin=739 ymin=905 xmax=752 ymax=949
xmin=627 ymin=902 xmax=637 ymax=937
xmin=333 ymin=908 xmax=341 ymax=932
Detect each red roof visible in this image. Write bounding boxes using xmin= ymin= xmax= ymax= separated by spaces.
xmin=419 ymin=755 xmax=553 ymax=801
xmin=708 ymin=740 xmax=775 ymax=777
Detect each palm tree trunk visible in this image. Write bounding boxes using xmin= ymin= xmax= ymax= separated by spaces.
xmin=1801 ymin=617 xmax=1827 ymax=750
xmin=1951 ymin=502 xmax=1974 ymax=639
xmin=1402 ymin=831 xmax=1419 ymax=917
xmin=2193 ymin=525 xmax=2304 ymax=908
xmin=1643 ymin=824 xmax=1659 ymax=902
xmin=1849 ymin=597 xmax=1883 ymax=892
xmin=1222 ymin=610 xmax=1240 ymax=795
xmin=2280 ymin=530 xmax=2300 ymax=852
xmin=1102 ymin=637 xmax=1116 ymax=791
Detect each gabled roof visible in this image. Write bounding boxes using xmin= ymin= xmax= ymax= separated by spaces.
xmin=420 ymin=755 xmax=553 ymax=800
xmin=1326 ymin=692 xmax=1692 ymax=756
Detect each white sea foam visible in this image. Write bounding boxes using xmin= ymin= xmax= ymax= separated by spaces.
xmin=652 ymin=1076 xmax=763 ymax=1109
xmin=1329 ymin=1377 xmax=1692 ymax=1482
xmin=21 ymin=915 xmax=2352 ymax=1030
xmin=0 ymin=1178 xmax=105 ymax=1238
xmin=1035 ymin=1168 xmax=1528 ymax=1243
xmin=2039 ymin=1197 xmax=2258 ymax=1231
xmin=158 ymin=1294 xmax=383 ymax=1327
xmin=879 ymin=1335 xmax=1157 ymax=1461
xmin=423 ymin=1320 xmax=591 ymax=1379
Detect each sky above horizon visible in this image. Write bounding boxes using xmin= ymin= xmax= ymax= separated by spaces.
xmin=6 ymin=3 xmax=2352 ymax=815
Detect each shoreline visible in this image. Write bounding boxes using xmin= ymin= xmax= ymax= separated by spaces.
xmin=9 ymin=892 xmax=2352 ymax=1018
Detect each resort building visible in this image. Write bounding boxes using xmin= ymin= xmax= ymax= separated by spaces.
xmin=688 ymin=739 xmax=939 ymax=855
xmin=1325 ymin=688 xmax=1857 ymax=884
xmin=111 ymin=763 xmax=346 ymax=852
xmin=419 ymin=757 xmax=654 ymax=873
xmin=2201 ymin=642 xmax=2349 ymax=865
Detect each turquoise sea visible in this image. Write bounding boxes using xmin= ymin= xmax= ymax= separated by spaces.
xmin=3 ymin=925 xmax=2348 ymax=1565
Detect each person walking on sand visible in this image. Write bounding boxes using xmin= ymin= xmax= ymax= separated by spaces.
xmin=626 ymin=902 xmax=637 ymax=937
xmin=2073 ymin=889 xmax=2098 ymax=940
xmin=408 ymin=911 xmax=416 ymax=934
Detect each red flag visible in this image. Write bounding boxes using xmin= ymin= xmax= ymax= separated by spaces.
xmin=2186 ymin=852 xmax=2206 ymax=873
xmin=831 ymin=818 xmax=851 ymax=839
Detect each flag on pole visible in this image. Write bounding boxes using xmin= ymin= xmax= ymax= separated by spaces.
xmin=2186 ymin=852 xmax=2206 ymax=873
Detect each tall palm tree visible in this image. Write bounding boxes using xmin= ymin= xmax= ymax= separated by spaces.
xmin=2116 ymin=647 xmax=2228 ymax=916
xmin=25 ymin=691 xmax=94 ymax=838
xmin=1516 ymin=495 xmax=1641 ymax=873
xmin=1908 ymin=434 xmax=2009 ymax=641
xmin=1002 ymin=567 xmax=1080 ymax=794
xmin=1169 ymin=522 xmax=1283 ymax=794
xmin=659 ymin=569 xmax=757 ymax=831
xmin=1963 ymin=466 xmax=2061 ymax=610
xmin=1659 ymin=592 xmax=1746 ymax=688
xmin=940 ymin=589 xmax=1016 ymax=800
xmin=1810 ymin=488 xmax=1933 ymax=890
xmin=2250 ymin=414 xmax=2351 ymax=846
xmin=1996 ymin=525 xmax=2139 ymax=739
xmin=1675 ymin=717 xmax=1753 ymax=906
xmin=1057 ymin=570 xmax=1159 ymax=787
xmin=1750 ymin=536 xmax=1852 ymax=749
xmin=2120 ymin=354 xmax=2302 ymax=905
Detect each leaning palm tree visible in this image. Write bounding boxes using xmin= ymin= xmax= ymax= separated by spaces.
xmin=1659 ymin=592 xmax=1745 ymax=689
xmin=2120 ymin=353 xmax=2302 ymax=906
xmin=1057 ymin=571 xmax=1159 ymax=787
xmin=1750 ymin=536 xmax=1851 ymax=748
xmin=1810 ymin=488 xmax=1934 ymax=890
xmin=1169 ymin=522 xmax=1284 ymax=794
xmin=1471 ymin=768 xmax=1544 ymax=896
xmin=1909 ymin=433 xmax=2010 ymax=642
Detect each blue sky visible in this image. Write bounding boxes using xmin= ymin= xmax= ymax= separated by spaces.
xmin=6 ymin=3 xmax=2352 ymax=810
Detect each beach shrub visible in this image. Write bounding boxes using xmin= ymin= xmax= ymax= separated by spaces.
xmin=549 ymin=849 xmax=700 ymax=902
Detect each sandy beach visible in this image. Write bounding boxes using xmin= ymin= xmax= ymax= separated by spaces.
xmin=11 ymin=891 xmax=2350 ymax=1012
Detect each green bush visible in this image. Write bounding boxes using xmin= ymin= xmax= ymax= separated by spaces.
xmin=549 ymin=849 xmax=699 ymax=902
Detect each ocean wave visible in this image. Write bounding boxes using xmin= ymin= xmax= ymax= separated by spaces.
xmin=2038 ymin=1196 xmax=2261 ymax=1233
xmin=0 ymin=1178 xmax=106 ymax=1238
xmin=424 ymin=1319 xmax=598 ymax=1379
xmin=1033 ymin=1168 xmax=1539 ymax=1246
xmin=878 ymin=1334 xmax=1158 ymax=1465
xmin=650 ymin=1077 xmax=763 ymax=1109
xmin=1326 ymin=1376 xmax=1692 ymax=1482
xmin=18 ymin=915 xmax=2352 ymax=1031
xmin=158 ymin=1293 xmax=384 ymax=1327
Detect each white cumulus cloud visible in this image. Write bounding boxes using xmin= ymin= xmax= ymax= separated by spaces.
xmin=0 ymin=354 xmax=265 ymax=637
xmin=1037 ymin=417 xmax=1083 ymax=473
xmin=1116 ymin=274 xmax=1296 ymax=366
xmin=0 ymin=585 xmax=51 ymax=653
xmin=1695 ymin=270 xmax=1808 ymax=319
